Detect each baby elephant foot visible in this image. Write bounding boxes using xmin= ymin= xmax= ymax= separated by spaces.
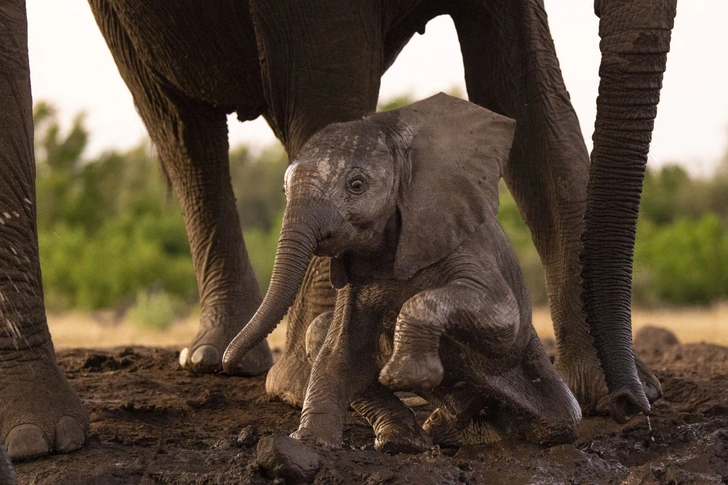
xmin=379 ymin=351 xmax=444 ymax=392
xmin=423 ymin=408 xmax=501 ymax=447
xmin=0 ymin=345 xmax=89 ymax=461
xmin=375 ymin=417 xmax=433 ymax=454
xmin=290 ymin=427 xmax=339 ymax=450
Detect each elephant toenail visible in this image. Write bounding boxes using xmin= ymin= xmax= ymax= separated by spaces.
xmin=191 ymin=345 xmax=220 ymax=366
xmin=6 ymin=424 xmax=49 ymax=461
xmin=179 ymin=347 xmax=189 ymax=366
xmin=54 ymin=417 xmax=86 ymax=453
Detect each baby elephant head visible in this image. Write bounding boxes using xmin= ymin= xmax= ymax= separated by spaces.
xmin=223 ymin=93 xmax=515 ymax=372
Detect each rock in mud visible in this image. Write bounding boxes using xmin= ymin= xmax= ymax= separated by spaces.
xmin=236 ymin=425 xmax=258 ymax=447
xmin=257 ymin=434 xmax=321 ymax=484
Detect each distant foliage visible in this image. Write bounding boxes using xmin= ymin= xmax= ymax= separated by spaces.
xmin=34 ymin=102 xmax=286 ymax=311
xmin=35 ymin=103 xmax=197 ymax=310
xmin=229 ymin=146 xmax=288 ymax=232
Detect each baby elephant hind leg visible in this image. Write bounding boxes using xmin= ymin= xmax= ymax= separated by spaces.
xmin=492 ymin=335 xmax=581 ymax=446
xmin=351 ymin=383 xmax=433 ymax=454
xmin=421 ymin=385 xmax=503 ymax=447
xmin=424 ymin=335 xmax=581 ymax=448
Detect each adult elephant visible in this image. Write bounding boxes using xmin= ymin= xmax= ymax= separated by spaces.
xmin=0 ymin=0 xmax=676 ymax=460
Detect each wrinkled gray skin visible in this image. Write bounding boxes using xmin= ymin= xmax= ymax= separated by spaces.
xmin=224 ymin=95 xmax=582 ymax=450
xmin=1 ymin=0 xmax=675 ymax=460
xmin=0 ymin=443 xmax=14 ymax=485
xmin=0 ymin=1 xmax=89 ymax=463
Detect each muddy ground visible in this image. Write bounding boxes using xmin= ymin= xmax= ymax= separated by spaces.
xmin=14 ymin=326 xmax=728 ymax=484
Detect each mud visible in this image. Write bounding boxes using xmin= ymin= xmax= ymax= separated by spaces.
xmin=13 ymin=326 xmax=728 ymax=484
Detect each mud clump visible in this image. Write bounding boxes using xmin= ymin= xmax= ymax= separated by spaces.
xmin=13 ymin=334 xmax=728 ymax=484
xmin=257 ymin=435 xmax=321 ymax=483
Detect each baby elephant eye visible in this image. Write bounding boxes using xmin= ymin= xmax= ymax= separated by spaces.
xmin=347 ymin=177 xmax=368 ymax=194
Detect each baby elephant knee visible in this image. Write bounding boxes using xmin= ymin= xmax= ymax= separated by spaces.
xmin=379 ymin=351 xmax=444 ymax=392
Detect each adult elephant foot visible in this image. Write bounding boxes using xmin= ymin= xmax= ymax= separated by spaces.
xmin=555 ymin=353 xmax=662 ymax=417
xmin=0 ymin=343 xmax=89 ymax=461
xmin=179 ymin=309 xmax=273 ymax=375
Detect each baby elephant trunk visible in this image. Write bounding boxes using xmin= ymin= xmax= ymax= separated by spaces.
xmin=222 ymin=199 xmax=338 ymax=373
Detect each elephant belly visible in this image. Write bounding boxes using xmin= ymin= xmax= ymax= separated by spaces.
xmin=109 ymin=0 xmax=265 ymax=115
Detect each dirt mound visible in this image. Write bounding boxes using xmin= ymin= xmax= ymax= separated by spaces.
xmin=13 ymin=330 xmax=728 ymax=484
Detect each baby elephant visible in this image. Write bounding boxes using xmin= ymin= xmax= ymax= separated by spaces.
xmin=224 ymin=93 xmax=581 ymax=451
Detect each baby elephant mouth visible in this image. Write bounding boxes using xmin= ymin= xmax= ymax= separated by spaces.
xmin=329 ymin=256 xmax=349 ymax=289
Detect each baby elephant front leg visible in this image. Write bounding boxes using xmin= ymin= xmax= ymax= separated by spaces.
xmin=379 ymin=280 xmax=519 ymax=392
xmin=379 ymin=293 xmax=446 ymax=391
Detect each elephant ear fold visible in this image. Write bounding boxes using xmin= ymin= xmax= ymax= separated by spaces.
xmin=387 ymin=93 xmax=516 ymax=280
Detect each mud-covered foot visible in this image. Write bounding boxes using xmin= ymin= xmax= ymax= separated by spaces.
xmin=555 ymin=353 xmax=661 ymax=419
xmin=374 ymin=412 xmax=433 ymax=454
xmin=423 ymin=408 xmax=501 ymax=447
xmin=290 ymin=427 xmax=339 ymax=450
xmin=0 ymin=344 xmax=89 ymax=461
xmin=179 ymin=317 xmax=273 ymax=375
xmin=379 ymin=351 xmax=444 ymax=392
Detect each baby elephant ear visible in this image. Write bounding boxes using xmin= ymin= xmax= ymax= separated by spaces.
xmin=385 ymin=93 xmax=516 ymax=280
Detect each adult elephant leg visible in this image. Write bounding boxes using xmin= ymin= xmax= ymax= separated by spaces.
xmin=163 ymin=101 xmax=271 ymax=375
xmin=250 ymin=0 xmax=384 ymax=398
xmin=450 ymin=0 xmax=660 ymax=414
xmin=89 ymin=0 xmax=271 ymax=374
xmin=0 ymin=0 xmax=88 ymax=460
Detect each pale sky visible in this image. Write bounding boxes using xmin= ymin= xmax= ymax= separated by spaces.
xmin=27 ymin=1 xmax=728 ymax=176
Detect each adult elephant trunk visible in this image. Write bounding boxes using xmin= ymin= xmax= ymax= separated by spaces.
xmin=222 ymin=198 xmax=339 ymax=374
xmin=581 ymin=0 xmax=677 ymax=423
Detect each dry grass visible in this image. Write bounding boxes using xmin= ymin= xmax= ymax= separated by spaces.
xmin=532 ymin=305 xmax=728 ymax=347
xmin=48 ymin=305 xmax=728 ymax=351
xmin=47 ymin=311 xmax=288 ymax=351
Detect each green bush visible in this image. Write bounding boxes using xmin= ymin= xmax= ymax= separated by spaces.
xmin=634 ymin=214 xmax=728 ymax=306
xmin=39 ymin=213 xmax=197 ymax=310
